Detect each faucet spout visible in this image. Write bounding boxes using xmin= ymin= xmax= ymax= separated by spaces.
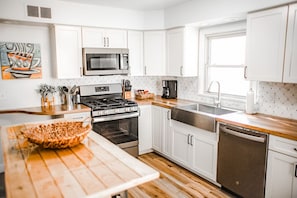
xmin=207 ymin=81 xmax=221 ymax=108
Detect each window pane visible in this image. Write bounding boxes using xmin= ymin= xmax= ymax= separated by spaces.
xmin=209 ymin=35 xmax=246 ymax=65
xmin=207 ymin=67 xmax=249 ymax=96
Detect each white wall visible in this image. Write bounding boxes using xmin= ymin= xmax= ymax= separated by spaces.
xmin=164 ymin=0 xmax=296 ymax=28
xmin=0 ymin=0 xmax=164 ymax=30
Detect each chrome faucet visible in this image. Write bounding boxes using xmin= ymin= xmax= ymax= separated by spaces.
xmin=207 ymin=81 xmax=221 ymax=108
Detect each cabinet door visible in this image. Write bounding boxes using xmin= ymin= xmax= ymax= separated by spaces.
xmin=144 ymin=31 xmax=166 ymax=76
xmin=106 ymin=29 xmax=127 ymax=48
xmin=162 ymin=108 xmax=172 ymax=157
xmin=192 ymin=135 xmax=217 ymax=181
xmin=167 ymin=28 xmax=183 ymax=76
xmin=138 ymin=105 xmax=152 ymax=155
xmin=246 ymin=6 xmax=288 ymax=82
xmin=265 ymin=150 xmax=297 ymax=198
xmin=128 ymin=30 xmax=144 ymax=76
xmin=53 ymin=25 xmax=82 ymax=79
xmin=152 ymin=106 xmax=163 ymax=152
xmin=82 ymin=27 xmax=105 ymax=48
xmin=171 ymin=120 xmax=191 ymax=166
xmin=284 ymin=3 xmax=297 ymax=83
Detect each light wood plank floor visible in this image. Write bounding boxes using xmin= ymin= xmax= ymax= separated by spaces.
xmin=128 ymin=152 xmax=232 ymax=198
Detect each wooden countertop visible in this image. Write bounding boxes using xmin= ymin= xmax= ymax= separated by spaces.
xmin=216 ymin=112 xmax=297 ymax=141
xmin=1 ymin=123 xmax=159 ymax=198
xmin=132 ymin=95 xmax=193 ymax=109
xmin=134 ymin=96 xmax=297 ymax=141
xmin=0 ymin=104 xmax=91 ymax=116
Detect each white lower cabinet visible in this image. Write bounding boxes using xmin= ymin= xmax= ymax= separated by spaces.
xmin=171 ymin=120 xmax=217 ymax=182
xmin=265 ymin=135 xmax=297 ymax=198
xmin=138 ymin=105 xmax=153 ymax=155
xmin=151 ymin=105 xmax=172 ymax=157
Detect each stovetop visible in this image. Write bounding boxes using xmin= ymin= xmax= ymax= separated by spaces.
xmin=82 ymin=97 xmax=138 ymax=111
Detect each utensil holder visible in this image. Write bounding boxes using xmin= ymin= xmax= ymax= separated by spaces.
xmin=65 ymin=93 xmax=73 ymax=109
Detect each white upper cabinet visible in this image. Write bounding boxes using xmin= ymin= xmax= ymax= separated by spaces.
xmin=143 ymin=31 xmax=166 ymax=76
xmin=166 ymin=27 xmax=198 ymax=77
xmin=284 ymin=3 xmax=297 ymax=83
xmin=128 ymin=30 xmax=144 ymax=76
xmin=82 ymin=27 xmax=127 ymax=48
xmin=51 ymin=25 xmax=82 ymax=79
xmin=246 ymin=3 xmax=297 ymax=83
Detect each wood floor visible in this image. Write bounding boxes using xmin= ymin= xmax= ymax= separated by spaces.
xmin=128 ymin=153 xmax=232 ymax=198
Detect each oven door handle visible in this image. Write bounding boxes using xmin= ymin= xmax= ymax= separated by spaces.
xmin=220 ymin=126 xmax=266 ymax=143
xmin=92 ymin=112 xmax=139 ymax=123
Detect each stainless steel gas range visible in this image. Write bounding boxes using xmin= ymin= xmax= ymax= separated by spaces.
xmin=79 ymin=83 xmax=139 ymax=157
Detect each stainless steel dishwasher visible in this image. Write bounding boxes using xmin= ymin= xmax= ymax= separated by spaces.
xmin=217 ymin=123 xmax=268 ymax=198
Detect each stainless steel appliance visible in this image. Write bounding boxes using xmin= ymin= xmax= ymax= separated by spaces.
xmin=162 ymin=80 xmax=177 ymax=99
xmin=79 ymin=83 xmax=139 ymax=157
xmin=83 ymin=48 xmax=129 ymax=76
xmin=217 ymin=123 xmax=268 ymax=198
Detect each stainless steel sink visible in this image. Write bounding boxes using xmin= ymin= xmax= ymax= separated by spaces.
xmin=171 ymin=103 xmax=236 ymax=132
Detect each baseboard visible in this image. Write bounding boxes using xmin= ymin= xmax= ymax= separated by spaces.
xmin=139 ymin=149 xmax=153 ymax=155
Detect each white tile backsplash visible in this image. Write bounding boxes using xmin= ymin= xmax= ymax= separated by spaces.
xmin=51 ymin=76 xmax=297 ymax=120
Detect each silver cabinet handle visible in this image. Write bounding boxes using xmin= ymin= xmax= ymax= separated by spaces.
xmin=180 ymin=66 xmax=183 ymax=76
xmin=187 ymin=134 xmax=190 ymax=145
xmin=190 ymin=135 xmax=193 ymax=146
xmin=167 ymin=110 xmax=170 ymax=120
xmin=104 ymin=37 xmax=106 ymax=47
xmin=107 ymin=37 xmax=109 ymax=47
xmin=144 ymin=66 xmax=147 ymax=75
xmin=138 ymin=107 xmax=141 ymax=117
xmin=244 ymin=66 xmax=247 ymax=79
xmin=220 ymin=126 xmax=265 ymax=143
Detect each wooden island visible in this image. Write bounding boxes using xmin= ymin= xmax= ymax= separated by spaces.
xmin=0 ymin=123 xmax=159 ymax=198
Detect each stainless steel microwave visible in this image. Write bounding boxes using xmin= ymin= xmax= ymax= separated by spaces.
xmin=83 ymin=48 xmax=129 ymax=76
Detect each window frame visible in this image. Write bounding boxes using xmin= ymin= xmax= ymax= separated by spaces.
xmin=198 ymin=21 xmax=254 ymax=101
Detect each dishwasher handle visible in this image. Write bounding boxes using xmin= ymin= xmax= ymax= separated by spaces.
xmin=220 ymin=126 xmax=266 ymax=143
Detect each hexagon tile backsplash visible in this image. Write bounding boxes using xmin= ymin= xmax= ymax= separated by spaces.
xmin=53 ymin=76 xmax=297 ymax=120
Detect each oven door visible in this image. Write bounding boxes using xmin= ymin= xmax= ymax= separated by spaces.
xmin=92 ymin=112 xmax=139 ymax=157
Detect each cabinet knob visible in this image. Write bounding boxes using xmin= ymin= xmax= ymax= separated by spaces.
xmin=294 ymin=148 xmax=297 ymax=152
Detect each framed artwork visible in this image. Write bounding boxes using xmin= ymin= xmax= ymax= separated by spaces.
xmin=0 ymin=42 xmax=42 ymax=79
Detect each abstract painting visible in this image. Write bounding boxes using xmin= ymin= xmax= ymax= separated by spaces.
xmin=0 ymin=42 xmax=42 ymax=79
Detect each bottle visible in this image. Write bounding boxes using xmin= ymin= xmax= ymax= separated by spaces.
xmin=246 ymin=88 xmax=255 ymax=114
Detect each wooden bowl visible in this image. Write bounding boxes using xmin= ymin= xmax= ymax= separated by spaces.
xmin=21 ymin=119 xmax=92 ymax=149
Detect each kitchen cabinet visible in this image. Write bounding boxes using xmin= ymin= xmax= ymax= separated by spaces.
xmin=284 ymin=3 xmax=297 ymax=83
xmin=128 ymin=30 xmax=144 ymax=76
xmin=138 ymin=105 xmax=153 ymax=154
xmin=151 ymin=105 xmax=172 ymax=157
xmin=171 ymin=120 xmax=217 ymax=182
xmin=166 ymin=27 xmax=198 ymax=77
xmin=246 ymin=3 xmax=297 ymax=83
xmin=51 ymin=25 xmax=82 ymax=79
xmin=265 ymin=135 xmax=297 ymax=198
xmin=59 ymin=112 xmax=91 ymax=120
xmin=82 ymin=27 xmax=127 ymax=48
xmin=143 ymin=31 xmax=166 ymax=76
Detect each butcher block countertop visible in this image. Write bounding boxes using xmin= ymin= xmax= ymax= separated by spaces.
xmin=1 ymin=124 xmax=159 ymax=198
xmin=216 ymin=112 xmax=297 ymax=141
xmin=134 ymin=96 xmax=297 ymax=141
xmin=0 ymin=104 xmax=91 ymax=116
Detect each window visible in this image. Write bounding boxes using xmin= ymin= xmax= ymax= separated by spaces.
xmin=199 ymin=22 xmax=250 ymax=99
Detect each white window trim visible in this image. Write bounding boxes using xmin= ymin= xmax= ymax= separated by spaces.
xmin=198 ymin=21 xmax=257 ymax=103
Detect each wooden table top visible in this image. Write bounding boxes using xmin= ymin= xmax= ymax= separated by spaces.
xmin=0 ymin=104 xmax=91 ymax=116
xmin=216 ymin=112 xmax=297 ymax=141
xmin=1 ymin=124 xmax=159 ymax=198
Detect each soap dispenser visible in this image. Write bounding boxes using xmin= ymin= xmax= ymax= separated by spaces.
xmin=246 ymin=86 xmax=255 ymax=114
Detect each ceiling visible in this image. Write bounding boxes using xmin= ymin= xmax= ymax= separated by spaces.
xmin=59 ymin=0 xmax=192 ymax=11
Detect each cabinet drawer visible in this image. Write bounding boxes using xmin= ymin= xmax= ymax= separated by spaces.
xmin=269 ymin=135 xmax=297 ymax=158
